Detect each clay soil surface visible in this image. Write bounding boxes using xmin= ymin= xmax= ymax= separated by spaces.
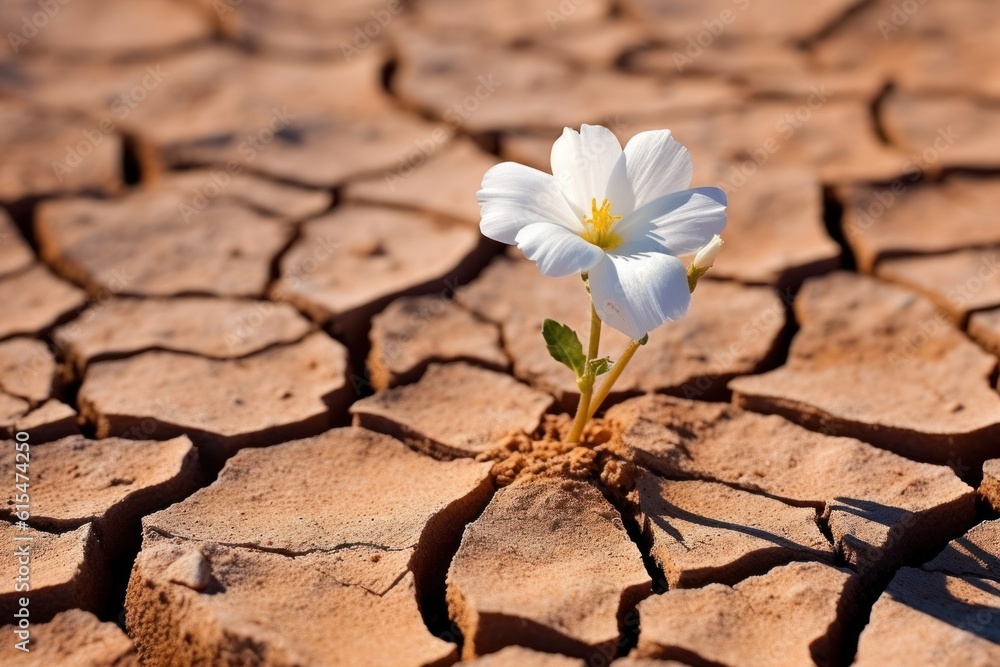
xmin=0 ymin=0 xmax=999 ymax=665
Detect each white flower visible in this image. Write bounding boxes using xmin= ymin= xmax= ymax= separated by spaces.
xmin=477 ymin=124 xmax=728 ymax=340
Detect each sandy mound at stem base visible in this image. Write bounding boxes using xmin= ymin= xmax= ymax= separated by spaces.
xmin=476 ymin=414 xmax=639 ymax=495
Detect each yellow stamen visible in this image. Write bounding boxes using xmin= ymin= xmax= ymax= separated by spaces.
xmin=581 ymin=198 xmax=623 ymax=250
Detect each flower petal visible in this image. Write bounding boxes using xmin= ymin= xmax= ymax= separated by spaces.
xmin=615 ymin=187 xmax=727 ymax=257
xmin=605 ymin=153 xmax=635 ymax=217
xmin=551 ymin=125 xmax=630 ymax=216
xmin=589 ymin=252 xmax=691 ymax=340
xmin=623 ymin=130 xmax=693 ymax=208
xmin=478 ymin=162 xmax=581 ymax=244
xmin=515 ymin=222 xmax=605 ymax=278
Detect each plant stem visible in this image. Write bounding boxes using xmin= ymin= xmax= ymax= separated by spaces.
xmin=566 ymin=304 xmax=602 ymax=443
xmin=587 ymin=337 xmax=642 ymax=420
xmin=586 ymin=302 xmax=602 ymax=362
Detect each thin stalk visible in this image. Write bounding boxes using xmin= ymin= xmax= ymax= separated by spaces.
xmin=566 ymin=304 xmax=602 ymax=443
xmin=587 ymin=338 xmax=642 ymax=420
xmin=586 ymin=302 xmax=602 ymax=362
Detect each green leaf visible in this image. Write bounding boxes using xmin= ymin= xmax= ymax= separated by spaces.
xmin=542 ymin=319 xmax=586 ymax=377
xmin=589 ymin=357 xmax=612 ymax=377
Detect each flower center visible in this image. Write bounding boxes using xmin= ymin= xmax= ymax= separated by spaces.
xmin=581 ymin=198 xmax=623 ymax=251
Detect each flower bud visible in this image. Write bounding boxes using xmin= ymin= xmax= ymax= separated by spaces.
xmin=687 ymin=235 xmax=724 ymax=292
xmin=693 ymin=234 xmax=724 ymax=271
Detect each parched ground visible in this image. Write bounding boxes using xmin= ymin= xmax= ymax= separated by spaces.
xmin=0 ymin=0 xmax=999 ymax=665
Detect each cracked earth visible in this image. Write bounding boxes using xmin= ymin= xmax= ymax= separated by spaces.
xmin=0 ymin=0 xmax=999 ymax=665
